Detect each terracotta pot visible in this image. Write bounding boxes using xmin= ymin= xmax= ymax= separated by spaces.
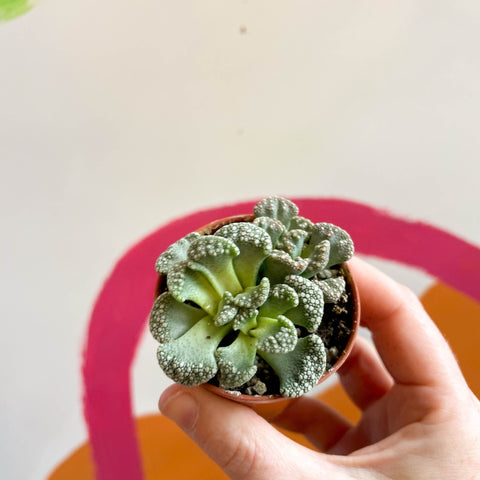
xmin=155 ymin=214 xmax=360 ymax=420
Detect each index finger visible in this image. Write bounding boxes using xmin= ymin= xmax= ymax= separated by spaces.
xmin=347 ymin=257 xmax=463 ymax=388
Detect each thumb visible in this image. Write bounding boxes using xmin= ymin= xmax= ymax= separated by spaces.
xmin=159 ymin=384 xmax=336 ymax=480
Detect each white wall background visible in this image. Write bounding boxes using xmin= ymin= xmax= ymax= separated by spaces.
xmin=1 ymin=1 xmax=479 ymax=478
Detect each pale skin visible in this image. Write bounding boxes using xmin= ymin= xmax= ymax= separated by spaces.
xmin=158 ymin=258 xmax=480 ymax=479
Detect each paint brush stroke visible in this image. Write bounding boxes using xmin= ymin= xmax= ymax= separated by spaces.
xmin=0 ymin=0 xmax=33 ymax=22
xmin=82 ymin=198 xmax=480 ymax=480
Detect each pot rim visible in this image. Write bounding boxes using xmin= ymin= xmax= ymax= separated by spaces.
xmin=154 ymin=214 xmax=360 ymax=406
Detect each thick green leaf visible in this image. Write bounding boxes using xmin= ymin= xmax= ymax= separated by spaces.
xmin=233 ymin=308 xmax=258 ymax=334
xmin=302 ymin=239 xmax=330 ymax=278
xmin=215 ymin=222 xmax=272 ymax=288
xmin=278 ymin=229 xmax=309 ymax=258
xmin=253 ymin=196 xmax=299 ymax=229
xmin=313 ymin=276 xmax=346 ymax=303
xmin=215 ymin=333 xmax=258 ymax=389
xmin=149 ymin=292 xmax=205 ymax=343
xmin=290 ymin=216 xmax=313 ymax=233
xmin=308 ymin=223 xmax=354 ymax=267
xmin=167 ymin=261 xmax=220 ymax=315
xmin=232 ymin=277 xmax=270 ymax=309
xmin=213 ymin=291 xmax=238 ymax=326
xmin=253 ymin=216 xmax=285 ymax=246
xmin=188 ymin=236 xmax=242 ymax=297
xmin=261 ymin=249 xmax=308 ymax=285
xmin=258 ymin=284 xmax=299 ymax=318
xmin=284 ymin=275 xmax=324 ymax=332
xmin=252 ymin=315 xmax=297 ymax=354
xmin=157 ymin=317 xmax=231 ymax=386
xmin=155 ymin=232 xmax=200 ymax=274
xmin=260 ymin=335 xmax=326 ymax=398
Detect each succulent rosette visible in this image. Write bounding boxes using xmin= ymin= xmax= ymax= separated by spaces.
xmin=149 ymin=196 xmax=354 ymax=398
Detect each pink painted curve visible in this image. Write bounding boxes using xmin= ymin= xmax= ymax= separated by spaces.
xmin=82 ymin=198 xmax=480 ymax=480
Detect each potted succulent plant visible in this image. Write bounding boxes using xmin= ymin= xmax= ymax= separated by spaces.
xmin=149 ymin=196 xmax=359 ymax=411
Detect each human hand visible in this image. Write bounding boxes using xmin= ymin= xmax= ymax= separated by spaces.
xmin=158 ymin=258 xmax=480 ymax=479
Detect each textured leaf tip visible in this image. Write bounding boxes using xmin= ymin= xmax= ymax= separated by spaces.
xmin=155 ymin=232 xmax=200 ymax=274
xmin=253 ymin=196 xmax=299 ymax=229
xmin=260 ymin=335 xmax=327 ymax=398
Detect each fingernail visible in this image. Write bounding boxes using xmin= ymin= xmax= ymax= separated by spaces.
xmin=159 ymin=386 xmax=199 ymax=432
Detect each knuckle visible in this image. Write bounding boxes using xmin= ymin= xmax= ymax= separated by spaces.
xmin=391 ymin=282 xmax=426 ymax=317
xmin=398 ymin=283 xmax=422 ymax=306
xmin=220 ymin=434 xmax=260 ymax=479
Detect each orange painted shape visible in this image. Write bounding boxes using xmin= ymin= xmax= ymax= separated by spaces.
xmin=420 ymin=282 xmax=480 ymax=397
xmin=47 ymin=414 xmax=228 ymax=480
xmin=48 ymin=281 xmax=479 ymax=479
xmin=47 ymin=442 xmax=94 ymax=480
